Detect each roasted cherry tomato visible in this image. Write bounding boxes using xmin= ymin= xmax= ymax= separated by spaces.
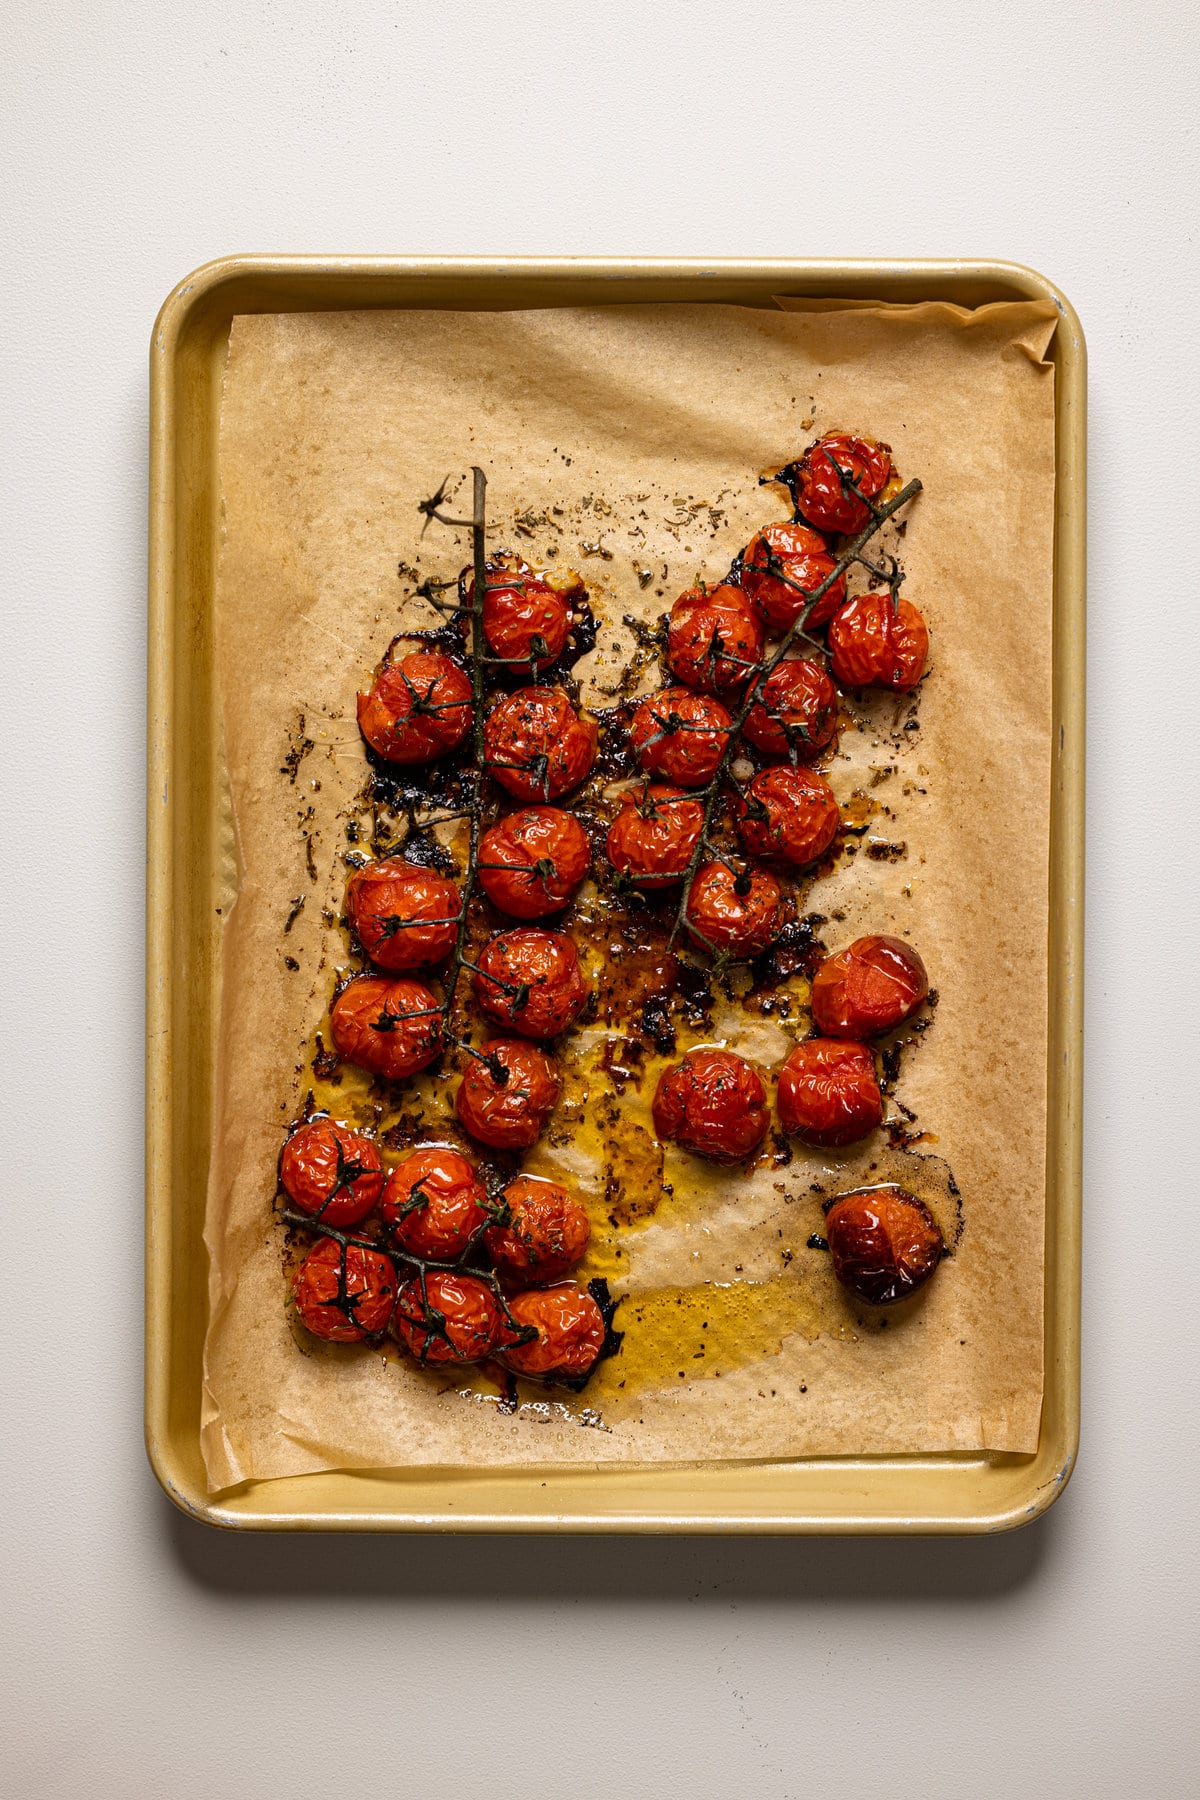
xmin=379 ymin=1146 xmax=489 ymax=1260
xmin=652 ymin=1046 xmax=770 ymax=1163
xmin=735 ymin=765 xmax=840 ymax=868
xmin=684 ymin=860 xmax=783 ymax=956
xmin=795 ymin=433 xmax=892 ymax=535
xmin=499 ymin=1283 xmax=606 ymax=1379
xmin=357 ymin=650 xmax=473 ymax=764
xmin=825 ymin=1186 xmax=944 ymax=1305
xmin=477 ymin=806 xmax=590 ymax=919
xmin=606 ymin=783 xmax=705 ymax=888
xmin=280 ymin=1119 xmax=383 ymax=1227
xmin=468 ymin=554 xmax=576 ymax=673
xmin=484 ymin=686 xmax=597 ymax=801
xmin=472 ymin=928 xmax=589 ymax=1038
xmin=828 ymin=591 xmax=928 ymax=692
xmin=345 ymin=857 xmax=460 ymax=971
xmin=329 ymin=976 xmax=443 ymax=1080
xmin=455 ymin=1038 xmax=561 ymax=1149
xmin=485 ymin=1174 xmax=591 ymax=1281
xmin=292 ymin=1236 xmax=397 ymax=1342
xmin=741 ymin=657 xmax=839 ymax=760
xmin=738 ymin=521 xmax=846 ymax=631
xmin=629 ymin=687 xmax=734 ymax=787
xmin=393 ymin=1270 xmax=510 ymax=1364
xmin=777 ymin=1039 xmax=883 ymax=1147
xmin=667 ymin=584 xmax=764 ymax=694
xmin=810 ymin=935 xmax=929 ymax=1039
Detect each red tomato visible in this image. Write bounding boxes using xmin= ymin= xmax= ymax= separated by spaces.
xmin=455 ymin=1038 xmax=561 ymax=1149
xmin=345 ymin=858 xmax=460 ymax=970
xmin=499 ymin=1283 xmax=606 ymax=1379
xmin=738 ymin=521 xmax=846 ymax=631
xmin=810 ymin=935 xmax=929 ymax=1039
xmin=795 ymin=434 xmax=892 ymax=535
xmin=485 ymin=1175 xmax=591 ymax=1281
xmin=472 ymin=928 xmax=589 ymax=1038
xmin=667 ymin=585 xmax=764 ymax=693
xmin=484 ymin=687 xmax=597 ymax=801
xmin=776 ymin=1039 xmax=883 ymax=1147
xmin=606 ymin=784 xmax=705 ymax=888
xmin=393 ymin=1270 xmax=510 ymax=1364
xmin=825 ymin=1186 xmax=944 ymax=1305
xmin=329 ymin=976 xmax=443 ymax=1080
xmin=280 ymin=1119 xmax=383 ymax=1227
xmin=684 ymin=860 xmax=783 ymax=956
xmin=652 ymin=1046 xmax=770 ymax=1163
xmin=477 ymin=806 xmax=591 ymax=919
xmin=292 ymin=1237 xmax=397 ymax=1342
xmin=380 ymin=1146 xmax=489 ymax=1260
xmin=468 ymin=555 xmax=574 ymax=672
xmin=828 ymin=591 xmax=928 ymax=692
xmin=741 ymin=658 xmax=839 ymax=760
xmin=735 ymin=765 xmax=840 ymax=867
xmin=357 ymin=651 xmax=473 ymax=764
xmin=629 ymin=687 xmax=734 ymax=787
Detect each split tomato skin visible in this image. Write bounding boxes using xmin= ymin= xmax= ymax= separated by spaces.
xmin=345 ymin=858 xmax=460 ymax=971
xmin=684 ymin=859 xmax=784 ymax=956
xmin=777 ymin=1039 xmax=883 ymax=1147
xmin=499 ymin=1283 xmax=607 ymax=1379
xmin=795 ymin=433 xmax=892 ymax=535
xmin=667 ymin=584 xmax=764 ymax=694
xmin=739 ymin=521 xmax=846 ymax=631
xmin=393 ymin=1270 xmax=510 ymax=1365
xmin=292 ymin=1237 xmax=397 ymax=1342
xmin=455 ymin=1037 xmax=561 ymax=1149
xmin=357 ymin=651 xmax=473 ymax=764
xmin=828 ymin=591 xmax=929 ymax=692
xmin=472 ymin=928 xmax=589 ymax=1038
xmin=485 ymin=1175 xmax=591 ymax=1281
xmin=735 ymin=765 xmax=840 ymax=868
xmin=606 ymin=784 xmax=705 ymax=888
xmin=484 ymin=686 xmax=597 ymax=801
xmin=329 ymin=976 xmax=443 ymax=1081
xmin=629 ymin=687 xmax=734 ymax=787
xmin=380 ymin=1146 xmax=490 ymax=1260
xmin=280 ymin=1119 xmax=383 ymax=1227
xmin=741 ymin=658 xmax=839 ymax=761
xmin=652 ymin=1046 xmax=771 ymax=1164
xmin=825 ymin=1186 xmax=944 ymax=1305
xmin=810 ymin=935 xmax=929 ymax=1039
xmin=477 ymin=806 xmax=591 ymax=919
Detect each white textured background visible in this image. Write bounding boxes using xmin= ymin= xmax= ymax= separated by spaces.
xmin=3 ymin=4 xmax=1198 ymax=1795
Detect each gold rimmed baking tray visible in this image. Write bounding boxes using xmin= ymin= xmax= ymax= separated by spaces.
xmin=146 ymin=257 xmax=1084 ymax=1532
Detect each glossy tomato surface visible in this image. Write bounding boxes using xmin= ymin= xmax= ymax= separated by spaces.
xmin=735 ymin=764 xmax=840 ymax=867
xmin=477 ymin=806 xmax=590 ymax=918
xmin=825 ymin=1185 xmax=944 ymax=1305
xmin=472 ymin=928 xmax=589 ymax=1038
xmin=652 ymin=1046 xmax=770 ymax=1163
xmin=345 ymin=858 xmax=460 ymax=970
xmin=606 ymin=784 xmax=705 ymax=888
xmin=292 ymin=1237 xmax=397 ymax=1342
xmin=484 ymin=686 xmax=597 ymax=801
xmin=485 ymin=1175 xmax=591 ymax=1281
xmin=280 ymin=1119 xmax=383 ymax=1227
xmin=828 ymin=591 xmax=928 ymax=692
xmin=629 ymin=687 xmax=734 ymax=786
xmin=667 ymin=585 xmax=764 ymax=694
xmin=357 ymin=651 xmax=473 ymax=764
xmin=471 ymin=556 xmax=573 ymax=672
xmin=329 ymin=976 xmax=443 ymax=1080
xmin=795 ymin=434 xmax=892 ymax=535
xmin=741 ymin=658 xmax=839 ymax=760
xmin=393 ymin=1270 xmax=509 ymax=1364
xmin=684 ymin=859 xmax=783 ymax=955
xmin=810 ymin=935 xmax=929 ymax=1039
xmin=739 ymin=521 xmax=846 ymax=631
xmin=499 ymin=1283 xmax=606 ymax=1379
xmin=777 ymin=1039 xmax=883 ymax=1147
xmin=455 ymin=1038 xmax=561 ymax=1149
xmin=379 ymin=1146 xmax=489 ymax=1260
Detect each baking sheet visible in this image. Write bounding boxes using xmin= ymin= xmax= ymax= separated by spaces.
xmin=200 ymin=297 xmax=1056 ymax=1491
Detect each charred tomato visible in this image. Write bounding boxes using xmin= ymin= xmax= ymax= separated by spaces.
xmin=606 ymin=783 xmax=705 ymax=888
xmin=292 ymin=1237 xmax=397 ymax=1342
xmin=477 ymin=806 xmax=591 ymax=919
xmin=345 ymin=857 xmax=460 ymax=970
xmin=777 ymin=1039 xmax=883 ymax=1147
xmin=499 ymin=1283 xmax=607 ymax=1380
xmin=485 ymin=1174 xmax=591 ymax=1282
xmin=455 ymin=1037 xmax=561 ymax=1149
xmin=484 ymin=686 xmax=597 ymax=801
xmin=741 ymin=657 xmax=839 ymax=761
xmin=738 ymin=521 xmax=846 ymax=631
xmin=329 ymin=976 xmax=443 ymax=1080
xmin=810 ymin=935 xmax=929 ymax=1039
xmin=472 ymin=928 xmax=589 ymax=1038
xmin=380 ymin=1146 xmax=490 ymax=1260
xmin=684 ymin=860 xmax=784 ymax=956
xmin=628 ymin=687 xmax=734 ymax=787
xmin=652 ymin=1046 xmax=771 ymax=1163
xmin=667 ymin=584 xmax=764 ymax=694
xmin=735 ymin=764 xmax=840 ymax=867
xmin=825 ymin=1185 xmax=944 ymax=1305
xmin=827 ymin=591 xmax=928 ymax=692
xmin=468 ymin=555 xmax=576 ymax=674
xmin=795 ymin=433 xmax=892 ymax=536
xmin=280 ymin=1119 xmax=383 ymax=1227
xmin=357 ymin=650 xmax=472 ymax=764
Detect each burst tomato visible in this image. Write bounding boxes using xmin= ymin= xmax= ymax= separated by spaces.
xmin=485 ymin=1174 xmax=591 ymax=1281
xmin=329 ymin=976 xmax=443 ymax=1080
xmin=741 ymin=657 xmax=839 ymax=760
xmin=484 ymin=687 xmax=597 ymax=801
xmin=468 ymin=555 xmax=575 ymax=673
xmin=292 ymin=1236 xmax=397 ymax=1342
xmin=345 ymin=857 xmax=460 ymax=970
xmin=777 ymin=1039 xmax=883 ymax=1147
xmin=455 ymin=1038 xmax=561 ymax=1149
xmin=393 ymin=1270 xmax=510 ymax=1364
xmin=652 ymin=1046 xmax=770 ymax=1163
xmin=477 ymin=806 xmax=590 ymax=918
xmin=825 ymin=1186 xmax=944 ymax=1305
xmin=735 ymin=765 xmax=840 ymax=867
xmin=810 ymin=935 xmax=929 ymax=1039
xmin=499 ymin=1283 xmax=606 ymax=1379
xmin=738 ymin=521 xmax=846 ymax=631
xmin=795 ymin=433 xmax=892 ymax=535
xmin=379 ymin=1146 xmax=489 ymax=1260
xmin=684 ymin=860 xmax=783 ymax=956
xmin=667 ymin=584 xmax=764 ymax=693
xmin=628 ymin=687 xmax=734 ymax=787
xmin=606 ymin=784 xmax=705 ymax=888
xmin=827 ymin=591 xmax=928 ymax=692
xmin=280 ymin=1119 xmax=383 ymax=1227
xmin=472 ymin=928 xmax=589 ymax=1038
xmin=356 ymin=650 xmax=473 ymax=764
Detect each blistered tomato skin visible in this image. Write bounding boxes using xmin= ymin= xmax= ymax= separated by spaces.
xmin=292 ymin=1237 xmax=397 ymax=1342
xmin=810 ymin=936 xmax=929 ymax=1039
xmin=652 ymin=1047 xmax=771 ymax=1163
xmin=499 ymin=1284 xmax=607 ymax=1379
xmin=484 ymin=687 xmax=597 ymax=801
xmin=741 ymin=658 xmax=839 ymax=761
xmin=470 ymin=556 xmax=574 ymax=672
xmin=329 ymin=976 xmax=443 ymax=1080
xmin=825 ymin=1186 xmax=944 ymax=1305
xmin=455 ymin=1038 xmax=561 ymax=1149
xmin=684 ymin=860 xmax=784 ymax=956
xmin=477 ymin=807 xmax=590 ymax=918
xmin=629 ymin=688 xmax=734 ymax=787
xmin=777 ymin=1040 xmax=883 ymax=1147
xmin=393 ymin=1270 xmax=510 ymax=1365
xmin=739 ymin=521 xmax=846 ymax=631
xmin=379 ymin=1147 xmax=489 ymax=1260
xmin=667 ymin=585 xmax=764 ymax=694
xmin=795 ymin=434 xmax=892 ymax=536
xmin=606 ymin=784 xmax=705 ymax=888
xmin=472 ymin=929 xmax=589 ymax=1038
xmin=735 ymin=765 xmax=840 ymax=867
xmin=280 ymin=1119 xmax=383 ymax=1227
xmin=345 ymin=858 xmax=461 ymax=971
xmin=828 ymin=592 xmax=929 ymax=692
xmin=485 ymin=1175 xmax=591 ymax=1281
xmin=356 ymin=651 xmax=473 ymax=765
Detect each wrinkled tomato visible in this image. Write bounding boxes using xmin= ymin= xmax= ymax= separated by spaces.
xmin=292 ymin=1236 xmax=397 ymax=1342
xmin=776 ymin=1039 xmax=883 ymax=1147
xmin=810 ymin=935 xmax=929 ymax=1039
xmin=472 ymin=928 xmax=589 ymax=1038
xmin=484 ymin=686 xmax=597 ymax=801
xmin=455 ymin=1037 xmax=561 ymax=1149
xmin=740 ymin=657 xmax=839 ymax=761
xmin=684 ymin=859 xmax=783 ymax=956
xmin=468 ymin=555 xmax=575 ymax=673
xmin=606 ymin=783 xmax=705 ymax=888
xmin=499 ymin=1283 xmax=606 ymax=1379
xmin=738 ymin=521 xmax=846 ymax=631
xmin=652 ymin=1046 xmax=770 ymax=1163
xmin=393 ymin=1270 xmax=510 ymax=1364
xmin=735 ymin=764 xmax=840 ymax=867
xmin=357 ymin=650 xmax=473 ymax=764
xmin=667 ymin=584 xmax=764 ymax=694
xmin=795 ymin=433 xmax=892 ymax=536
xmin=345 ymin=857 xmax=460 ymax=970
xmin=628 ymin=687 xmax=734 ymax=787
xmin=827 ymin=591 xmax=928 ymax=692
xmin=280 ymin=1118 xmax=383 ymax=1227
xmin=380 ymin=1146 xmax=489 ymax=1260
xmin=477 ymin=805 xmax=591 ymax=918
xmin=329 ymin=976 xmax=443 ymax=1080
xmin=485 ymin=1174 xmax=591 ymax=1281
xmin=825 ymin=1185 xmax=944 ymax=1305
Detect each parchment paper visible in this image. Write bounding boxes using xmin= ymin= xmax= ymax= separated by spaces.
xmin=201 ymin=298 xmax=1056 ymax=1491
